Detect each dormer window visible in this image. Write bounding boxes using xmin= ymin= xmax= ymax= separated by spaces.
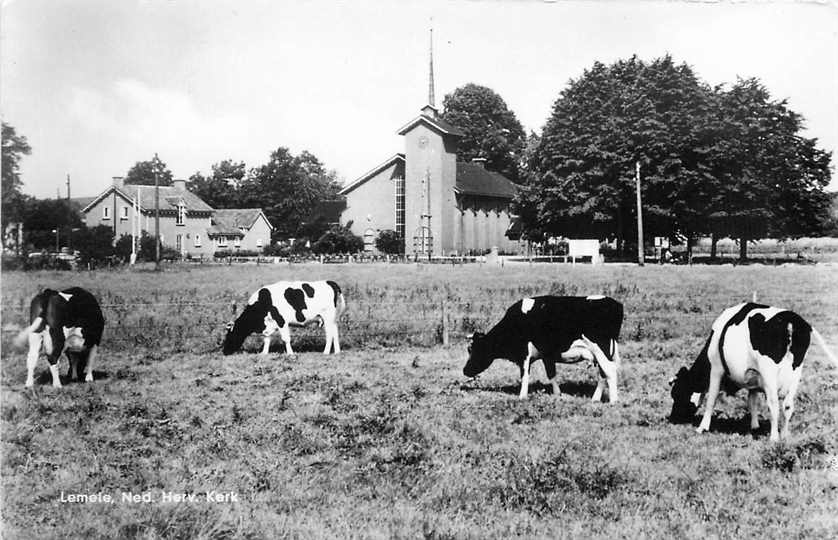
xmin=176 ymin=201 xmax=186 ymax=225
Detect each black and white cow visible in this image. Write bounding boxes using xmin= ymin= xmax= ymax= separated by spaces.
xmin=669 ymin=302 xmax=838 ymax=441
xmin=222 ymin=280 xmax=345 ymax=355
xmin=14 ymin=287 xmax=104 ymax=388
xmin=463 ymin=295 xmax=623 ymax=400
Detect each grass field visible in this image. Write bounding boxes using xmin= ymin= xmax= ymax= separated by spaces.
xmin=1 ymin=263 xmax=837 ymax=539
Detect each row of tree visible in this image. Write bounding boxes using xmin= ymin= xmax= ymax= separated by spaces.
xmin=4 ymin=54 xmax=836 ymax=262
xmin=509 ymin=56 xmax=833 ymax=258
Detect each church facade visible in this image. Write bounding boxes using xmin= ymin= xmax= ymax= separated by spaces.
xmin=339 ymin=104 xmax=522 ymax=256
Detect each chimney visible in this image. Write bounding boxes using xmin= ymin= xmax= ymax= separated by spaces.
xmin=112 ymin=176 xmax=124 ymax=189
xmin=173 ymin=179 xmax=187 ymax=191
xmin=471 ymin=157 xmax=487 ymax=169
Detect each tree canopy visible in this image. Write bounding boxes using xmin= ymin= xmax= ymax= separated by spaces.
xmin=1 ymin=122 xmax=33 ymax=230
xmin=125 ymin=156 xmax=174 ymax=186
xmin=517 ymin=55 xmax=834 ymax=258
xmin=187 ymin=159 xmax=245 ymax=209
xmin=441 ymin=84 xmax=527 ymax=182
xmin=238 ymin=148 xmax=343 ymax=238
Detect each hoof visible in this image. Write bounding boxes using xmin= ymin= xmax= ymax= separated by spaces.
xmin=85 ymin=373 xmax=94 ymax=382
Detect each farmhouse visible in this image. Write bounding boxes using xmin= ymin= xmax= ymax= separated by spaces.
xmin=81 ymin=177 xmax=273 ymax=257
xmin=339 ymin=47 xmax=522 ymax=256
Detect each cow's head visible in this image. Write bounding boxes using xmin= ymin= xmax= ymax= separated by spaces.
xmin=222 ymin=303 xmax=267 ymax=355
xmin=463 ymin=332 xmax=494 ymax=378
xmin=668 ymin=366 xmax=698 ymax=423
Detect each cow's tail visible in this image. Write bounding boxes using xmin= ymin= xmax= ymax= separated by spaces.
xmin=13 ymin=317 xmax=43 ymax=349
xmin=336 ymin=292 xmax=347 ymax=318
xmin=811 ymin=327 xmax=838 ymax=370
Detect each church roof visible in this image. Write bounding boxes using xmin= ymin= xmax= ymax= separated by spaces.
xmin=455 ymin=163 xmax=518 ymax=199
xmin=396 ymin=113 xmax=465 ymax=137
xmin=339 ymin=153 xmax=405 ymax=195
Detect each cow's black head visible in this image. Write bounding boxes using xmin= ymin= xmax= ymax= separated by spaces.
xmin=668 ymin=366 xmax=698 ymax=423
xmin=463 ymin=332 xmax=494 ymax=378
xmin=222 ymin=303 xmax=266 ymax=355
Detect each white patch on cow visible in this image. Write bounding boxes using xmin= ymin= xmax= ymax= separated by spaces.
xmin=58 ymin=292 xmax=73 ymax=302
xmin=521 ymin=298 xmax=535 ymax=314
xmin=586 ymin=295 xmax=605 ymax=300
xmin=690 ymin=393 xmax=701 ymax=407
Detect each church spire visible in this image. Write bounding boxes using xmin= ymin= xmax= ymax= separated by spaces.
xmin=428 ymin=24 xmax=435 ymax=109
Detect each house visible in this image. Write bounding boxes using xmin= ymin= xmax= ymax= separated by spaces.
xmin=81 ymin=177 xmax=273 ymax=257
xmin=338 ymin=43 xmax=522 ymax=256
xmin=209 ymin=209 xmax=273 ymax=252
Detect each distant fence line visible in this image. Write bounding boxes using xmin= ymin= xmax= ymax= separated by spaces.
xmin=1 ymin=295 xmax=773 ymax=354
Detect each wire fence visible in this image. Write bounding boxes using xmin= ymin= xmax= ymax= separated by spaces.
xmin=6 ymin=293 xmax=835 ymax=356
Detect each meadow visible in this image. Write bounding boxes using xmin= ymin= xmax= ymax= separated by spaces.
xmin=1 ymin=262 xmax=837 ymax=539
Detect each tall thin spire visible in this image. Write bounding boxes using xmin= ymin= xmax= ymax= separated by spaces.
xmin=428 ymin=23 xmax=435 ymax=109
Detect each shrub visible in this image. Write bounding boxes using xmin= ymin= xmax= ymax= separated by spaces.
xmin=73 ymin=225 xmax=115 ymax=266
xmin=375 ymin=229 xmax=404 ymax=254
xmin=312 ymin=225 xmax=364 ymax=254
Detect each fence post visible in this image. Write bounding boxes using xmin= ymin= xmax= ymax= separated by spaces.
xmin=752 ymin=291 xmax=758 ymax=303
xmin=441 ymin=300 xmax=449 ymax=346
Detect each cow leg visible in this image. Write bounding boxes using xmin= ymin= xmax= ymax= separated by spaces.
xmin=331 ymin=322 xmax=341 ymax=354
xmin=779 ymin=371 xmax=801 ymax=440
xmin=279 ymin=326 xmax=294 ymax=356
xmin=322 ymin=323 xmax=334 ymax=354
xmin=763 ymin=381 xmax=781 ymax=442
xmin=544 ymin=358 xmax=560 ymax=396
xmin=748 ymin=390 xmax=761 ymax=431
xmin=577 ymin=335 xmax=617 ymax=403
xmin=85 ymin=345 xmax=97 ymax=382
xmin=696 ymin=367 xmax=723 ymax=434
xmin=260 ymin=335 xmax=272 ymax=355
xmin=46 ymin=326 xmax=65 ymax=388
xmin=25 ymin=332 xmax=43 ymax=387
xmin=591 ymin=378 xmax=606 ymax=402
xmin=519 ymin=359 xmax=532 ymax=400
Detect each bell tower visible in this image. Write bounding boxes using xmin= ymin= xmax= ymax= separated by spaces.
xmin=396 ymin=25 xmax=461 ymax=256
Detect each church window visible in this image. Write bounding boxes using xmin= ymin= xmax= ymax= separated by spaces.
xmin=394 ymin=176 xmax=405 ymax=238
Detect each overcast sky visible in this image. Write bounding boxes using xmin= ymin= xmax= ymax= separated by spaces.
xmin=2 ymin=0 xmax=837 ymax=198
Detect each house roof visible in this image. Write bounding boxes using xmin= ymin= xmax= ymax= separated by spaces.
xmin=455 ymin=163 xmax=518 ymax=199
xmin=211 ymin=208 xmax=273 ymax=233
xmin=339 ymin=153 xmax=405 ymax=195
xmin=81 ymin=184 xmax=214 ymax=213
xmin=396 ymin=112 xmax=465 ymax=137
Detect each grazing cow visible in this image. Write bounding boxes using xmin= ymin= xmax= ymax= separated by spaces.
xmin=463 ymin=295 xmax=623 ymax=400
xmin=669 ymin=302 xmax=838 ymax=441
xmin=222 ymin=280 xmax=345 ymax=356
xmin=14 ymin=287 xmax=104 ymax=388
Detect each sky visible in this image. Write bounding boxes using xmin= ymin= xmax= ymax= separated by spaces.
xmin=2 ymin=0 xmax=837 ymax=199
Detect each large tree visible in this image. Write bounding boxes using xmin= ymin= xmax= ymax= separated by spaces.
xmin=705 ymin=79 xmax=833 ymax=259
xmin=125 ymin=156 xmax=174 ymax=186
xmin=238 ymin=148 xmax=342 ymax=238
xmin=1 ymin=122 xmax=33 ymax=231
xmin=441 ymin=83 xmax=527 ymax=182
xmin=520 ymin=56 xmax=713 ymax=251
xmin=187 ymin=159 xmax=246 ymax=208
xmin=518 ymin=55 xmax=833 ymax=259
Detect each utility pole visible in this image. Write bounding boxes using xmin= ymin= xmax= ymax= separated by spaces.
xmin=154 ymin=153 xmax=161 ymax=270
xmin=635 ymin=160 xmax=644 ymax=267
xmin=66 ymin=174 xmax=71 ymax=200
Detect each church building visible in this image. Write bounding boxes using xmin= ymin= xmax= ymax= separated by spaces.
xmin=339 ymin=34 xmax=522 ymax=256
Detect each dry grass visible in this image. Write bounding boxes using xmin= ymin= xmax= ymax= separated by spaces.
xmin=1 ymin=263 xmax=837 ymax=538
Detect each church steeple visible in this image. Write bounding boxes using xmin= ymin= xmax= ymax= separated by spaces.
xmin=428 ymin=25 xmax=435 ymax=109
xmin=422 ymin=23 xmax=439 ymax=120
